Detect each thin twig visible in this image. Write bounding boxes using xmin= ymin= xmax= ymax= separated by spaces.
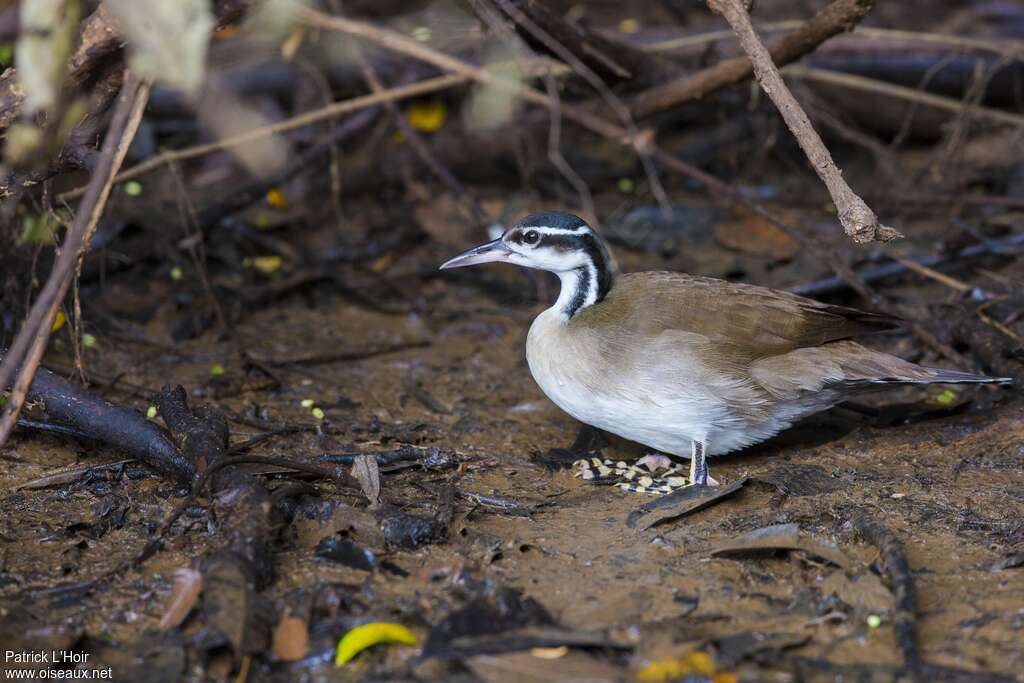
xmin=294 ymin=9 xmax=900 ymax=298
xmin=0 ymin=74 xmax=152 ymax=447
xmin=784 ymin=65 xmax=1024 ymax=128
xmin=646 ymin=23 xmax=1024 ymax=59
xmin=707 ymin=0 xmax=899 ymax=244
xmin=485 ymin=0 xmax=672 ymax=215
xmin=355 ymin=46 xmax=490 ymax=227
xmin=56 ymin=73 xmax=474 ymax=202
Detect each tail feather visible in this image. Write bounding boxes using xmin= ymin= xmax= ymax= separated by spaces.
xmin=919 ymin=368 xmax=1013 ymax=385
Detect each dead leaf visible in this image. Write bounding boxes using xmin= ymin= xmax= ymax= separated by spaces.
xmin=351 ymin=454 xmax=382 ymax=508
xmin=819 ymin=570 xmax=893 ymax=613
xmin=158 ymin=567 xmax=203 ymax=630
xmin=628 ymin=478 xmax=747 ymax=530
xmin=465 ymin=649 xmax=623 ymax=683
xmin=272 ymin=608 xmax=310 ymax=662
xmin=203 ymin=555 xmax=273 ymax=664
xmin=714 ymin=214 xmax=798 ymax=261
xmin=710 ymin=523 xmax=850 ymax=567
xmin=751 ymin=463 xmax=843 ymax=497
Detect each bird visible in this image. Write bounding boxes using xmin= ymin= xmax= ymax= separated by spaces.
xmin=440 ymin=211 xmax=1012 ymax=489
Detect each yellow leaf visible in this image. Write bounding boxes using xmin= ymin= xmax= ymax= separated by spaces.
xmin=618 ymin=18 xmax=640 ymax=34
xmin=51 ymin=311 xmax=66 ymax=333
xmin=214 ymin=24 xmax=240 ymax=39
xmin=637 ymin=652 xmax=719 ymax=682
xmin=210 ymin=363 xmax=225 ymax=376
xmin=369 ymin=252 xmax=397 ymax=273
xmin=406 ymin=100 xmax=447 ymax=132
xmin=251 ymin=255 xmax=283 ymax=274
xmin=266 ymin=187 xmax=288 ymax=209
xmin=335 ymin=622 xmax=417 ymax=667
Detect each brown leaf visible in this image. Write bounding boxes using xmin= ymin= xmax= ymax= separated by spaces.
xmin=351 ymin=454 xmax=382 ymax=508
xmin=465 ymin=649 xmax=623 ymax=683
xmin=709 ymin=523 xmax=850 ymax=567
xmin=714 ymin=215 xmax=798 ymax=260
xmin=158 ymin=567 xmax=203 ymax=630
xmin=627 ymin=478 xmax=747 ymax=530
xmin=272 ymin=608 xmax=310 ymax=662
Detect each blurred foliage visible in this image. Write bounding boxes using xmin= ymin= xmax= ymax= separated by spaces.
xmin=105 ymin=0 xmax=213 ymax=96
xmin=16 ymin=0 xmax=79 ymax=115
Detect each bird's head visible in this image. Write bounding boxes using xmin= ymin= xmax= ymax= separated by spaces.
xmin=440 ymin=211 xmax=610 ymax=274
xmin=440 ymin=211 xmax=614 ymax=319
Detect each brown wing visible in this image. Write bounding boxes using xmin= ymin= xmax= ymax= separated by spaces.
xmin=577 ymin=272 xmax=899 ymax=359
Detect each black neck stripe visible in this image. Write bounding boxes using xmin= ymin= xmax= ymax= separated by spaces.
xmin=543 ymin=232 xmax=613 ymax=318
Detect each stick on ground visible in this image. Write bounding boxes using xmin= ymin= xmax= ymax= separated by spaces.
xmin=854 ymin=512 xmax=921 ymax=676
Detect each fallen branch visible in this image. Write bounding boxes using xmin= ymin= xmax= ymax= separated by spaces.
xmin=0 ymin=358 xmax=195 ymax=484
xmin=631 ymin=0 xmax=877 ymax=118
xmin=0 ymin=73 xmax=151 ymax=447
xmin=706 ymin=0 xmax=899 ymax=244
xmin=853 ymin=512 xmax=920 ymax=677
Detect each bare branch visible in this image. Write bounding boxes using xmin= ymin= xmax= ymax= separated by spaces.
xmin=706 ymin=0 xmax=900 ymax=244
xmin=632 ymin=0 xmax=876 ymax=118
xmin=0 ymin=74 xmax=151 ymax=446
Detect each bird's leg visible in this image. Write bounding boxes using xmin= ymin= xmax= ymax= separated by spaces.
xmin=687 ymin=441 xmax=719 ymax=487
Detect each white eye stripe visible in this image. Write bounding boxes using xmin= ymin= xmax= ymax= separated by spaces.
xmin=526 ymin=225 xmax=590 ymax=237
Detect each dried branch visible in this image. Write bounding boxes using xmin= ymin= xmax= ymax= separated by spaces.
xmin=706 ymin=0 xmax=900 ymax=244
xmin=785 ymin=64 xmax=1024 ymax=128
xmin=0 ymin=74 xmax=151 ymax=446
xmin=631 ymin=0 xmax=876 ymax=118
xmin=57 ymin=72 xmax=472 ymax=202
xmin=490 ymin=0 xmax=681 ymax=87
xmin=299 ymin=6 xmax=974 ymax=364
xmin=0 ymin=359 xmax=196 ymax=484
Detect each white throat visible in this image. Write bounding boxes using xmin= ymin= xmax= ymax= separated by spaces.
xmin=551 ymin=264 xmax=599 ymax=321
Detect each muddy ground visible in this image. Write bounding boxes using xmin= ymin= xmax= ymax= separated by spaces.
xmin=1 ymin=188 xmax=1022 ymax=682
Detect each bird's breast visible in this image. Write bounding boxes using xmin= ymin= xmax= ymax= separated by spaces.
xmin=526 ymin=310 xmax=599 ymax=418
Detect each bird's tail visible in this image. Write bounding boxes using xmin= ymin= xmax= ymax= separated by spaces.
xmin=919 ymin=368 xmax=1013 ymax=385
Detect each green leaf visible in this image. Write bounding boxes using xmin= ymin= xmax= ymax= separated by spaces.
xmin=18 ymin=212 xmax=60 ymax=245
xmin=125 ymin=180 xmax=143 ymax=196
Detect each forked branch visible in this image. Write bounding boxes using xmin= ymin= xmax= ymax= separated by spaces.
xmin=707 ymin=0 xmax=900 ymax=244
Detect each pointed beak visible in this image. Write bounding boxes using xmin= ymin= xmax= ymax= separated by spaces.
xmin=439 ymin=239 xmax=512 ymax=270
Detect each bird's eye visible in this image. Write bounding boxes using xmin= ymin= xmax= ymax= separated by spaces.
xmin=523 ymin=230 xmax=540 ymax=245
